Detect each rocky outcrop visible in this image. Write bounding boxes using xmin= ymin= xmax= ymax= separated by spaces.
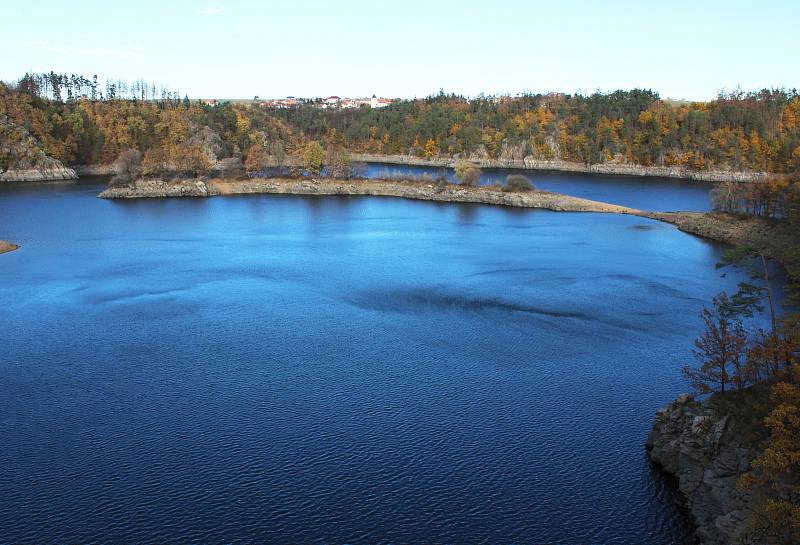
xmin=0 ymin=164 xmax=78 ymax=182
xmin=100 ymin=178 xmax=220 ymax=198
xmin=0 ymin=115 xmax=78 ymax=182
xmin=210 ymin=157 xmax=244 ymax=176
xmin=351 ymin=154 xmax=769 ymax=183
xmin=0 ymin=240 xmax=19 ymax=254
xmin=98 ymin=177 xmax=641 ymax=215
xmin=647 ymin=394 xmax=767 ymax=544
xmin=188 ymin=125 xmax=225 ymax=164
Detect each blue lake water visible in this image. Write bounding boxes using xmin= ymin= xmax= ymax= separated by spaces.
xmin=362 ymin=162 xmax=715 ymax=212
xmin=0 ymin=178 xmax=760 ymax=544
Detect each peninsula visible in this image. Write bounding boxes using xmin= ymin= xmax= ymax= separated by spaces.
xmin=99 ymin=177 xmax=638 ymax=213
xmin=0 ymin=241 xmax=19 ymax=254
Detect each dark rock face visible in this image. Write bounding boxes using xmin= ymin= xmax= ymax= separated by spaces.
xmin=647 ymin=395 xmax=765 ymax=544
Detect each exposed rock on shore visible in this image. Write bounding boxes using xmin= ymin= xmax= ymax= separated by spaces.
xmin=0 ymin=241 xmax=19 ymax=254
xmin=647 ymin=394 xmax=768 ymax=544
xmin=0 ymin=164 xmax=78 ymax=182
xmin=101 ymin=178 xmax=219 ymax=198
xmin=352 ymin=153 xmax=768 ymax=183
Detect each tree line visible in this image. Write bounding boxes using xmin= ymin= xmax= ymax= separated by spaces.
xmin=269 ymin=89 xmax=800 ymax=174
xmin=1 ymin=74 xmax=304 ymax=175
xmin=15 ymin=72 xmax=184 ymax=102
xmin=3 ymin=75 xmax=800 ymax=180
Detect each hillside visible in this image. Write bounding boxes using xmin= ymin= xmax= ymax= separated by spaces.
xmin=2 ymin=75 xmax=798 ymax=182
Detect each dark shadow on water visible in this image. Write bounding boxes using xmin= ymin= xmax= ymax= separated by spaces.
xmin=455 ymin=202 xmax=480 ymax=224
xmin=346 ymin=286 xmax=589 ymax=319
xmin=646 ymin=455 xmax=700 ymax=544
xmin=629 ymin=224 xmax=664 ymax=231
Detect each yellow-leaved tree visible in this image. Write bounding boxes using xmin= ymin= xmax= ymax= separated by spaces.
xmin=423 ymin=138 xmax=438 ymax=159
xmin=740 ymin=370 xmax=800 ymax=544
xmin=302 ymin=141 xmax=325 ymax=176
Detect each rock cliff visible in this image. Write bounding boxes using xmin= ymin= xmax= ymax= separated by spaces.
xmin=0 ymin=163 xmax=78 ymax=182
xmin=0 ymin=115 xmax=77 ymax=182
xmin=647 ymin=394 xmax=768 ymax=544
xmin=74 ymin=164 xmax=115 ymax=176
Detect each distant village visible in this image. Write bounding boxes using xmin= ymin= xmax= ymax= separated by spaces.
xmin=200 ymin=95 xmax=395 ymax=109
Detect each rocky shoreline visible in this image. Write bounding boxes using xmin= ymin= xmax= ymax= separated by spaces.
xmin=0 ymin=157 xmax=768 ymax=184
xmin=0 ymin=166 xmax=78 ymax=182
xmin=647 ymin=393 xmax=769 ymax=544
xmin=0 ymin=240 xmax=19 ymax=254
xmin=643 ymin=211 xmax=796 ymax=262
xmin=352 ymin=153 xmax=768 ymax=183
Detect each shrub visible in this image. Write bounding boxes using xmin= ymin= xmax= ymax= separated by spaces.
xmin=302 ymin=141 xmax=325 ymax=176
xmin=454 ymin=160 xmax=481 ymax=186
xmin=108 ymin=172 xmax=132 ymax=188
xmin=109 ymin=149 xmax=142 ymax=187
xmin=504 ymin=174 xmax=534 ymax=192
xmin=351 ymin=162 xmax=367 ymax=178
xmin=244 ymin=145 xmax=269 ymax=173
xmin=326 ymin=145 xmax=353 ymax=178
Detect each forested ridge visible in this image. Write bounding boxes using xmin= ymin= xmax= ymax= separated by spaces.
xmin=1 ymin=73 xmax=799 ymax=176
xmin=0 ymin=73 xmax=303 ymax=173
xmin=272 ymin=89 xmax=800 ymax=174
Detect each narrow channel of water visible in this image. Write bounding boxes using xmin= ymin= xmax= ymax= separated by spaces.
xmin=361 ymin=162 xmax=715 ymax=212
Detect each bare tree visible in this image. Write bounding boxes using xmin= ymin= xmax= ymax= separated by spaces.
xmin=683 ymin=292 xmax=750 ymax=394
xmin=109 ymin=149 xmax=143 ymax=187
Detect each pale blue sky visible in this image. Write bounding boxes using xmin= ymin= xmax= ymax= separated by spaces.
xmin=1 ymin=0 xmax=797 ymax=100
